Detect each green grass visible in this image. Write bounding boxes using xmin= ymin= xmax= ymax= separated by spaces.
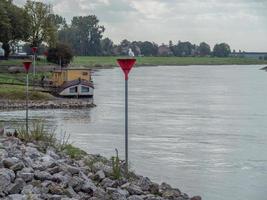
xmin=0 ymin=72 xmax=51 ymax=85
xmin=71 ymin=56 xmax=267 ymax=67
xmin=0 ymin=84 xmax=54 ymax=100
xmin=63 ymin=144 xmax=87 ymax=160
xmin=0 ymin=58 xmax=49 ymax=66
xmin=1 ymin=56 xmax=266 ymax=69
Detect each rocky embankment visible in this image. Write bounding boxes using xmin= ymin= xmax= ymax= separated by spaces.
xmin=0 ymin=136 xmax=201 ymax=200
xmin=0 ymin=99 xmax=95 ymax=110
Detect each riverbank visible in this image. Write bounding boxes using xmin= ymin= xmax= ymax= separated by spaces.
xmin=0 ymin=134 xmax=201 ymax=200
xmin=0 ymin=98 xmax=95 ymax=110
xmin=72 ymin=56 xmax=267 ymax=68
xmin=1 ymin=57 xmax=267 ymax=70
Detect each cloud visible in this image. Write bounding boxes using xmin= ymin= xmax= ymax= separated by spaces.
xmin=13 ymin=0 xmax=267 ymax=51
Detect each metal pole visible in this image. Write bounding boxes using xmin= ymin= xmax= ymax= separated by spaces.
xmin=125 ymin=79 xmax=128 ymax=173
xmin=26 ymin=73 xmax=29 ymax=134
xmin=33 ymin=54 xmax=36 ymax=76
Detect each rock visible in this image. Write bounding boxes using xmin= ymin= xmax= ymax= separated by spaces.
xmin=6 ymin=194 xmax=26 ymax=200
xmin=66 ymin=165 xmax=80 ymax=175
xmin=2 ymin=157 xmax=19 ymax=168
xmin=136 ymin=176 xmax=159 ymax=194
xmin=101 ymin=178 xmax=117 ymax=188
xmin=127 ymin=195 xmax=144 ymax=200
xmin=17 ymin=170 xmax=34 ymax=182
xmin=25 ymin=146 xmax=41 ymax=159
xmin=34 ymin=170 xmax=53 ymax=181
xmin=10 ymin=162 xmax=25 ymax=172
xmin=190 ymin=196 xmax=201 ymax=200
xmin=0 ymin=168 xmax=15 ymax=192
xmin=48 ymin=166 xmax=62 ymax=174
xmin=162 ymin=189 xmax=181 ymax=199
xmin=68 ymin=176 xmax=84 ymax=192
xmin=7 ymin=178 xmax=26 ymax=194
xmin=107 ymin=188 xmax=128 ymax=200
xmin=92 ymin=161 xmax=112 ymax=175
xmin=123 ymin=183 xmax=144 ymax=195
xmin=93 ymin=170 xmax=105 ymax=181
xmin=107 ymin=187 xmax=129 ymax=198
xmin=21 ymin=184 xmax=33 ymax=195
xmin=93 ymin=188 xmax=109 ymax=199
xmin=48 ymin=183 xmax=65 ymax=195
xmin=64 ymin=186 xmax=78 ymax=198
xmin=52 ymin=171 xmax=71 ymax=184
xmin=81 ymin=179 xmax=97 ymax=194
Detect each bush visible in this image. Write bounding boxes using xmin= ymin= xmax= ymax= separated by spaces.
xmin=47 ymin=43 xmax=73 ymax=66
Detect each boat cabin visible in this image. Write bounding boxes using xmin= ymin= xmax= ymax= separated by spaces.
xmin=51 ymin=68 xmax=94 ymax=97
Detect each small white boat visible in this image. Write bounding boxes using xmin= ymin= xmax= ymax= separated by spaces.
xmin=58 ymin=79 xmax=94 ymax=97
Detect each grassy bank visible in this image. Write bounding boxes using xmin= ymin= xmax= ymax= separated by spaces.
xmin=72 ymin=56 xmax=267 ymax=67
xmin=0 ymin=84 xmax=54 ymax=100
xmin=0 ymin=57 xmax=48 ymax=66
xmin=1 ymin=56 xmax=267 ymax=69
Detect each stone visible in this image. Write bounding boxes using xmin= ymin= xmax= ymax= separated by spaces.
xmin=124 ymin=184 xmax=144 ymax=195
xmin=93 ymin=170 xmax=105 ymax=181
xmin=107 ymin=187 xmax=129 ymax=199
xmin=2 ymin=157 xmax=19 ymax=168
xmin=34 ymin=170 xmax=53 ymax=181
xmin=127 ymin=195 xmax=144 ymax=200
xmin=81 ymin=179 xmax=97 ymax=194
xmin=17 ymin=171 xmax=34 ymax=182
xmin=48 ymin=183 xmax=65 ymax=195
xmin=6 ymin=194 xmax=26 ymax=200
xmin=190 ymin=196 xmax=201 ymax=200
xmin=66 ymin=165 xmax=80 ymax=175
xmin=7 ymin=178 xmax=26 ymax=194
xmin=64 ymin=186 xmax=78 ymax=198
xmin=162 ymin=189 xmax=181 ymax=199
xmin=0 ymin=168 xmax=15 ymax=192
xmin=10 ymin=162 xmax=25 ymax=172
xmin=93 ymin=188 xmax=109 ymax=199
xmin=48 ymin=166 xmax=62 ymax=174
xmin=137 ymin=177 xmax=152 ymax=191
xmin=21 ymin=184 xmax=33 ymax=195
xmin=101 ymin=178 xmax=117 ymax=188
xmin=25 ymin=146 xmax=42 ymax=159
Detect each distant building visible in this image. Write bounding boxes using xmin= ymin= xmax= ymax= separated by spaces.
xmin=158 ymin=45 xmax=173 ymax=56
xmin=230 ymin=52 xmax=267 ymax=60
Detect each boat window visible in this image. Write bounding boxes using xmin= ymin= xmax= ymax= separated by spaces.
xmin=69 ymin=86 xmax=78 ymax=93
xmin=81 ymin=86 xmax=90 ymax=93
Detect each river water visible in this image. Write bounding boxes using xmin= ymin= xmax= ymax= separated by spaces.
xmin=1 ymin=65 xmax=267 ymax=200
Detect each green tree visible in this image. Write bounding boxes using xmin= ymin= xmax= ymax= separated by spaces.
xmin=139 ymin=41 xmax=158 ymax=56
xmin=25 ymin=0 xmax=57 ymax=47
xmin=198 ymin=42 xmax=211 ymax=56
xmin=213 ymin=43 xmax=231 ymax=57
xmin=70 ymin=15 xmax=105 ymax=56
xmin=47 ymin=42 xmax=73 ymax=66
xmin=172 ymin=41 xmax=194 ymax=56
xmin=101 ymin=37 xmax=114 ymax=56
xmin=0 ymin=0 xmax=30 ymax=58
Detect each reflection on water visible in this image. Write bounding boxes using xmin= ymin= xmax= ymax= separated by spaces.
xmin=1 ymin=65 xmax=267 ymax=200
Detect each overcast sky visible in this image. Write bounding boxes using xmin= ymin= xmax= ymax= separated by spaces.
xmin=14 ymin=0 xmax=267 ymax=51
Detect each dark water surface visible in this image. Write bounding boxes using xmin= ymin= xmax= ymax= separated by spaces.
xmin=1 ymin=65 xmax=267 ymax=200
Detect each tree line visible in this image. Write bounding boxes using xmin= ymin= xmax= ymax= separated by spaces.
xmin=0 ymin=0 xmax=232 ymax=61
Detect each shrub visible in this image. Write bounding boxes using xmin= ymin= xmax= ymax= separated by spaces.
xmin=47 ymin=43 xmax=73 ymax=66
xmin=63 ymin=144 xmax=87 ymax=160
xmin=111 ymin=148 xmax=121 ymax=179
xmin=17 ymin=119 xmax=56 ymax=146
